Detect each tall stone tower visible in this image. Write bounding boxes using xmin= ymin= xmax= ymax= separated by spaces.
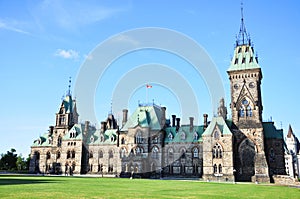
xmin=227 ymin=7 xmax=269 ymax=182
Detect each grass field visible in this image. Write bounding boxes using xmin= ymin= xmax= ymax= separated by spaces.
xmin=0 ymin=175 xmax=299 ymax=199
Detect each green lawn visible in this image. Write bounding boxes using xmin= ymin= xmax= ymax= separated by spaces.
xmin=0 ymin=175 xmax=299 ymax=199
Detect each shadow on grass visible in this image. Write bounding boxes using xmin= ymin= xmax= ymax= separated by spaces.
xmin=0 ymin=176 xmax=63 ymax=186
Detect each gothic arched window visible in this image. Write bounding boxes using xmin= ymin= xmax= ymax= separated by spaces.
xmin=71 ymin=150 xmax=75 ymax=158
xmin=67 ymin=150 xmax=71 ymax=159
xmin=120 ymin=148 xmax=126 ymax=158
xmin=212 ymin=143 xmax=223 ymax=159
xmin=99 ymin=150 xmax=103 ymax=158
xmin=239 ymin=106 xmax=245 ymax=117
xmin=193 ymin=148 xmax=199 ymax=158
xmin=213 ymin=164 xmax=217 ymax=173
xmin=57 ymin=135 xmax=62 ymax=147
xmin=152 ymin=146 xmax=159 ymax=159
xmin=109 ymin=150 xmax=114 ymax=158
xmin=135 ymin=131 xmax=143 ymax=144
xmin=168 ymin=148 xmax=174 ymax=162
xmin=218 ymin=164 xmax=222 ymax=173
xmin=135 ymin=146 xmax=143 ymax=155
xmin=246 ymin=106 xmax=253 ymax=117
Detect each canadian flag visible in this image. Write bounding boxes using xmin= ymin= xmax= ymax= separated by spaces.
xmin=146 ymin=84 xmax=152 ymax=88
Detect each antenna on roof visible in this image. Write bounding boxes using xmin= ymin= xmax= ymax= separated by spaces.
xmin=110 ymin=99 xmax=113 ymax=115
xmin=67 ymin=77 xmax=72 ymax=96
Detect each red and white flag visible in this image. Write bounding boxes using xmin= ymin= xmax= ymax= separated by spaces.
xmin=146 ymin=84 xmax=152 ymax=88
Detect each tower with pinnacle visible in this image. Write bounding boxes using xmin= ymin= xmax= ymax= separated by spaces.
xmin=227 ymin=5 xmax=269 ymax=182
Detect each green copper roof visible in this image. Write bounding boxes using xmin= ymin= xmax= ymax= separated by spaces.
xmin=165 ymin=125 xmax=205 ymax=143
xmin=203 ymin=117 xmax=232 ymax=136
xmin=121 ymin=105 xmax=163 ymax=131
xmin=31 ymin=133 xmax=52 ymax=147
xmin=60 ymin=95 xmax=76 ymax=114
xmin=228 ymin=44 xmax=260 ymax=72
xmin=263 ymin=122 xmax=283 ymax=139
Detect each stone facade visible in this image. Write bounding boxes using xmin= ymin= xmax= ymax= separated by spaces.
xmin=30 ymin=13 xmax=292 ymax=183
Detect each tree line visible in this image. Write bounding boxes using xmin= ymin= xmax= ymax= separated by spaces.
xmin=0 ymin=148 xmax=30 ymax=172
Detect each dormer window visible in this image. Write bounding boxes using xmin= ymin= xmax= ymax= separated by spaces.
xmin=110 ymin=135 xmax=115 ymax=142
xmin=90 ymin=136 xmax=94 ymax=143
xmin=234 ymin=58 xmax=238 ymax=64
xmin=245 ymin=46 xmax=249 ymax=52
xmin=193 ymin=132 xmax=198 ymax=140
xmin=238 ymin=47 xmax=242 ymax=53
xmin=181 ymin=132 xmax=186 ymax=140
xmin=168 ymin=133 xmax=173 ymax=140
xmin=100 ymin=134 xmax=104 ymax=142
xmin=214 ymin=130 xmax=220 ymax=140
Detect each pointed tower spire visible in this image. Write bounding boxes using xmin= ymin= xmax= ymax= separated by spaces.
xmin=236 ymin=2 xmax=251 ymax=46
xmin=287 ymin=124 xmax=294 ymax=138
xmin=67 ymin=77 xmax=71 ymax=96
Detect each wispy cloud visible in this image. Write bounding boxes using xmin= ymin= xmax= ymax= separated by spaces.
xmin=54 ymin=49 xmax=79 ymax=59
xmin=0 ymin=19 xmax=31 ymax=35
xmin=31 ymin=1 xmax=129 ymax=32
xmin=112 ymin=34 xmax=140 ymax=46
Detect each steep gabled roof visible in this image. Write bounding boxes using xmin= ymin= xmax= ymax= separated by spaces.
xmin=203 ymin=116 xmax=232 ymax=136
xmin=121 ymin=105 xmax=163 ymax=131
xmin=263 ymin=122 xmax=283 ymax=139
xmin=227 ymin=44 xmax=260 ymax=72
xmin=287 ymin=124 xmax=294 ymax=138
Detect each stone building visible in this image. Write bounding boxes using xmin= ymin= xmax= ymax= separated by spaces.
xmin=30 ymin=10 xmax=292 ymax=182
xmin=285 ymin=125 xmax=300 ymax=178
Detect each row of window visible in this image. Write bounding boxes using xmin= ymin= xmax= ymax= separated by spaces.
xmin=213 ymin=164 xmax=222 ymax=174
xmin=89 ymin=150 xmax=113 ymax=159
xmin=67 ymin=142 xmax=76 ymax=146
xmin=212 ymin=143 xmax=223 ymax=159
xmin=168 ymin=132 xmax=199 ymax=141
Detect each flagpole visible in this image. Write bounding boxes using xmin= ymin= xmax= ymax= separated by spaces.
xmin=146 ymin=83 xmax=148 ymax=103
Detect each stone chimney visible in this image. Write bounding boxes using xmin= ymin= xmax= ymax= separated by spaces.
xmin=189 ymin=117 xmax=194 ymax=132
xmin=101 ymin=121 xmax=107 ymax=132
xmin=122 ymin=109 xmax=128 ymax=127
xmin=161 ymin=107 xmax=166 ymax=126
xmin=172 ymin=115 xmax=176 ymax=127
xmin=48 ymin=126 xmax=54 ymax=136
xmin=176 ymin=118 xmax=181 ymax=131
xmin=84 ymin=121 xmax=89 ymax=135
xmin=203 ymin=114 xmax=208 ymax=130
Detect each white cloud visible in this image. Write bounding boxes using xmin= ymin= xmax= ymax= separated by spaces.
xmin=54 ymin=49 xmax=79 ymax=59
xmin=31 ymin=1 xmax=129 ymax=31
xmin=0 ymin=19 xmax=31 ymax=35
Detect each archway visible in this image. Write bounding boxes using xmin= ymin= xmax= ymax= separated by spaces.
xmin=236 ymin=138 xmax=255 ymax=181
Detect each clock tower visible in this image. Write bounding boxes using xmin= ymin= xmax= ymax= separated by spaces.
xmin=227 ymin=6 xmax=269 ymax=182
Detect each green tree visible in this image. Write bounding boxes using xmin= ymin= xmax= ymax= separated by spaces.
xmin=16 ymin=156 xmax=26 ymax=171
xmin=0 ymin=148 xmax=17 ymax=170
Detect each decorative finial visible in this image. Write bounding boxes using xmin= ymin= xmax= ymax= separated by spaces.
xmin=67 ymin=77 xmax=71 ymax=96
xmin=236 ymin=1 xmax=250 ymax=46
xmin=110 ymin=100 xmax=113 ymax=115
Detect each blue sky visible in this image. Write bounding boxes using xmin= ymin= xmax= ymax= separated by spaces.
xmin=0 ymin=0 xmax=299 ymax=156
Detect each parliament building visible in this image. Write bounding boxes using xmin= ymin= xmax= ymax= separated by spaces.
xmin=30 ymin=11 xmax=298 ymax=183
